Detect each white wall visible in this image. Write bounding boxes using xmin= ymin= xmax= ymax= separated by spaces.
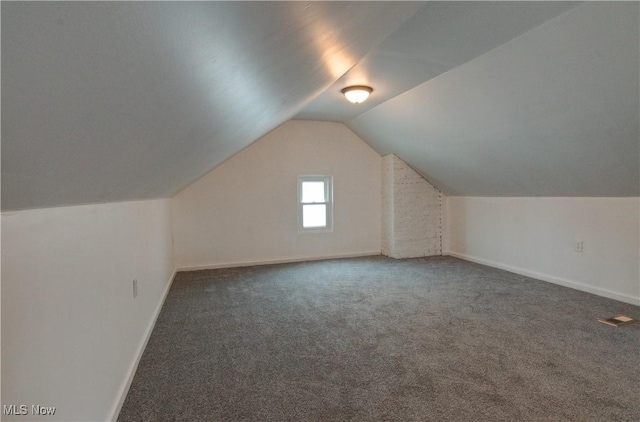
xmin=1 ymin=199 xmax=175 ymax=421
xmin=446 ymin=197 xmax=640 ymax=305
xmin=172 ymin=120 xmax=382 ymax=269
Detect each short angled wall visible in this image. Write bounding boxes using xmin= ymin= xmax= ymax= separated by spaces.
xmin=108 ymin=268 xmax=176 ymax=421
xmin=445 ymin=197 xmax=640 ymax=305
xmin=1 ymin=199 xmax=175 ymax=421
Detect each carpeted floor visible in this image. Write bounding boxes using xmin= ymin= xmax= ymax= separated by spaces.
xmin=118 ymin=256 xmax=640 ymax=422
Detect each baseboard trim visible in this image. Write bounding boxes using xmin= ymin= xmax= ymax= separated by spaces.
xmin=177 ymin=251 xmax=381 ymax=272
xmin=444 ymin=251 xmax=639 ymax=306
xmin=108 ymin=268 xmax=177 ymax=421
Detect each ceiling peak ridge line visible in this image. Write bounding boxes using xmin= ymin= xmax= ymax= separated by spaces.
xmin=348 ymin=3 xmax=639 ymax=197
xmin=346 ymin=2 xmax=588 ymax=125
xmin=292 ymin=2 xmax=428 ymax=123
xmin=312 ymin=2 xmax=581 ymax=123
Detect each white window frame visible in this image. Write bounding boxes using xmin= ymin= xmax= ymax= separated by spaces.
xmin=298 ymin=175 xmax=333 ymax=233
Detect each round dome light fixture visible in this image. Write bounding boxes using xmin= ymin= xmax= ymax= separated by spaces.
xmin=341 ymin=85 xmax=373 ymax=104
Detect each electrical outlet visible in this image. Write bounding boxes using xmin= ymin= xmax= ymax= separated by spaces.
xmin=133 ymin=279 xmax=138 ymax=298
xmin=575 ymin=241 xmax=583 ymax=253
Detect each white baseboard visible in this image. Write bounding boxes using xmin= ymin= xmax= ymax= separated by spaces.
xmin=106 ymin=250 xmax=637 ymax=421
xmin=108 ymin=268 xmax=177 ymax=421
xmin=177 ymin=251 xmax=381 ymax=272
xmin=444 ymin=251 xmax=640 ymax=306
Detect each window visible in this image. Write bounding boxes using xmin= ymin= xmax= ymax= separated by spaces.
xmin=298 ymin=175 xmax=333 ymax=232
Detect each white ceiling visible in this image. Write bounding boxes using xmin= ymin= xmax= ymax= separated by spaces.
xmin=2 ymin=2 xmax=638 ymax=211
xmin=296 ymin=1 xmax=579 ymax=122
xmin=1 ymin=1 xmax=422 ymax=210
xmin=348 ymin=2 xmax=639 ymax=197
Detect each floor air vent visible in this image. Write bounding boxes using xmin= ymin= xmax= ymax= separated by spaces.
xmin=598 ymin=315 xmax=636 ymax=327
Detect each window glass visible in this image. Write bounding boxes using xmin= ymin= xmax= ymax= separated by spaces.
xmin=301 ymin=181 xmax=326 ymax=203
xmin=302 ymin=204 xmax=327 ymax=228
xmin=298 ymin=175 xmax=333 ymax=232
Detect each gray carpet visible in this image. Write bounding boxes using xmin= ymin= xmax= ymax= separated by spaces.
xmin=118 ymin=256 xmax=640 ymax=421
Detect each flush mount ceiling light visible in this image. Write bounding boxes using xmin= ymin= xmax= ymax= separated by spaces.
xmin=341 ymin=86 xmax=373 ymax=104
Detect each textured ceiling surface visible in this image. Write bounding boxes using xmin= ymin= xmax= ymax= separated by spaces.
xmin=1 ymin=1 xmax=421 ymax=210
xmin=296 ymin=1 xmax=578 ymax=122
xmin=348 ymin=2 xmax=639 ymax=197
xmin=2 ymin=2 xmax=638 ymax=211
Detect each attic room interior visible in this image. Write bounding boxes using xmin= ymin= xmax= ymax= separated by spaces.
xmin=1 ymin=1 xmax=639 ymax=421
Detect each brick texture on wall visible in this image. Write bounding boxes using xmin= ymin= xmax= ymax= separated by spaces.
xmin=381 ymin=154 xmax=395 ymax=256
xmin=381 ymin=154 xmax=442 ymax=258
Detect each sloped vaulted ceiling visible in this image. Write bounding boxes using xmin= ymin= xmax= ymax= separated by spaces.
xmin=2 ymin=2 xmax=638 ymax=211
xmin=347 ymin=2 xmax=639 ymax=197
xmin=1 ymin=1 xmax=422 ymax=210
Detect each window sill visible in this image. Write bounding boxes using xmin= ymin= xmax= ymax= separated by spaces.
xmin=298 ymin=227 xmax=334 ymax=234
